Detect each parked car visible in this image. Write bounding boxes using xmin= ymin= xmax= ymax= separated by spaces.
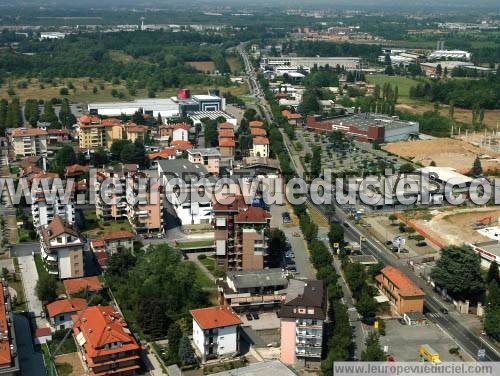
xmin=251 ymin=312 xmax=260 ymax=320
xmin=246 ymin=314 xmax=253 ymax=321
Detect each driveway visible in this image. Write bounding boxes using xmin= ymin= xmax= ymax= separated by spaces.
xmin=17 ymin=255 xmax=44 ymax=318
xmin=11 ymin=243 xmax=39 ymax=258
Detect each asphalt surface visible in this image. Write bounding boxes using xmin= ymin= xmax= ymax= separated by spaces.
xmin=238 ymin=44 xmax=500 ymax=362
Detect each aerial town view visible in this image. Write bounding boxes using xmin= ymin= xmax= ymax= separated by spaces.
xmin=0 ymin=0 xmax=499 ymax=375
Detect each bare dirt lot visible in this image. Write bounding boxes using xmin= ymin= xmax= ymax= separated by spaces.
xmin=383 ymin=138 xmax=500 ymax=174
xmin=397 ymin=103 xmax=500 ymax=129
xmin=55 ymin=353 xmax=85 ymax=376
xmin=407 ymin=207 xmax=500 ymax=246
xmin=186 ymin=61 xmax=216 ymax=73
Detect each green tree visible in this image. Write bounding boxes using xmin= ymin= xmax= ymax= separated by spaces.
xmin=203 ymin=119 xmax=218 ymax=147
xmin=110 ymin=139 xmax=131 ymax=161
xmin=399 ymin=163 xmax=415 ymax=174
xmin=91 ymin=147 xmax=109 ymax=167
xmin=356 ymin=290 xmax=378 ymax=321
xmin=328 ymin=223 xmax=344 ymax=246
xmin=54 ymin=144 xmax=77 ymax=173
xmin=267 ymin=228 xmax=287 ymax=268
xmin=42 ymin=101 xmax=59 ymax=126
xmin=59 ymin=99 xmax=76 ymax=128
xmin=487 ymin=261 xmax=499 ymax=284
xmin=178 ymin=336 xmax=197 ymax=366
xmin=361 ymin=332 xmax=385 ymax=361
xmin=388 ymin=214 xmax=397 ymax=225
xmin=35 ymin=273 xmax=58 ymax=303
xmin=484 ymin=307 xmax=500 ymax=340
xmin=431 ymin=246 xmax=485 ymax=301
xmin=167 ymin=322 xmax=182 ymax=363
xmin=471 ymin=156 xmax=483 ymax=176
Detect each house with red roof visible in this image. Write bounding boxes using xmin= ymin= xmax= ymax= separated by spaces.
xmin=64 ymin=276 xmax=103 ymax=296
xmin=9 ymin=127 xmax=48 ymax=157
xmin=90 ymin=231 xmax=135 ymax=269
xmin=375 ymin=266 xmax=425 ymax=315
xmin=218 ymin=138 xmax=235 ymax=158
xmin=47 ymin=298 xmax=87 ymax=330
xmin=147 ymin=148 xmax=177 ymax=169
xmin=251 ymin=136 xmax=269 ymax=158
xmin=191 ymin=306 xmax=242 ymax=362
xmin=172 ymin=123 xmax=191 ymax=142
xmin=249 ymin=120 xmax=264 ymax=128
xmin=281 ymin=110 xmax=303 ymax=126
xmin=0 ymin=281 xmax=19 ymax=372
xmin=72 ymin=306 xmax=143 ymax=375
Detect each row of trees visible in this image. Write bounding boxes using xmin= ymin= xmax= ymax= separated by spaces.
xmin=484 ymin=262 xmax=500 ymax=341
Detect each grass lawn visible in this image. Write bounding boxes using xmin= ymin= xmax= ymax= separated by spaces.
xmin=189 ymin=261 xmax=216 ymax=289
xmin=49 ymin=331 xmax=77 ymax=355
xmin=81 ymin=210 xmax=133 ymax=238
xmin=177 ymin=240 xmax=214 ymax=249
xmin=197 ymin=255 xmax=225 ymax=279
xmin=366 ymin=75 xmax=421 ymax=100
xmin=11 ymin=258 xmax=27 ymax=312
xmin=227 ymin=55 xmax=243 ymax=74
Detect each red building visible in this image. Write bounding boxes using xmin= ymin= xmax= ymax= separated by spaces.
xmin=72 ymin=306 xmax=143 ymax=376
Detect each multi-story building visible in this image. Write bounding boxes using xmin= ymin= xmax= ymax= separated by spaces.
xmin=0 ymin=281 xmax=20 ymax=375
xmin=191 ymin=306 xmax=242 ymax=362
xmin=72 ymin=306 xmax=143 ymax=375
xmin=218 ymin=138 xmax=235 ymax=158
xmin=90 ymin=231 xmax=135 ymax=255
xmin=172 ymin=123 xmax=191 ymax=142
xmin=280 ymin=280 xmax=326 ymax=365
xmin=214 ymin=196 xmax=271 ymax=271
xmin=95 ymin=164 xmax=138 ymax=221
xmin=47 ymin=298 xmax=87 ymax=331
xmin=187 ymin=148 xmax=221 ymax=175
xmin=40 ymin=216 xmax=84 ymax=280
xmin=261 ymin=56 xmax=361 ymax=70
xmin=9 ymin=128 xmax=48 ymax=157
xmin=251 ymin=137 xmax=270 ymax=158
xmin=31 ymin=184 xmax=75 ymax=229
xmin=375 ymin=266 xmax=425 ymax=315
xmin=126 ymin=179 xmax=163 ymax=234
xmin=217 ymin=269 xmax=288 ymax=312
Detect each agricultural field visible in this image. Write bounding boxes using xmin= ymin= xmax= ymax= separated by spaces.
xmin=366 ymin=74 xmax=421 ymax=100
xmin=185 ymin=60 xmax=216 ymax=73
xmin=226 ymin=55 xmax=243 ymax=75
xmin=383 ymin=138 xmax=500 ymax=174
xmin=0 ymin=77 xmax=248 ymax=104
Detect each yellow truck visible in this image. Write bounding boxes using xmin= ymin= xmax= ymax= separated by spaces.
xmin=419 ymin=344 xmax=441 ymax=363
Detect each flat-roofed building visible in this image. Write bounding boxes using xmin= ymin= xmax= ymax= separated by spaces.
xmin=187 ymin=148 xmax=221 ymax=175
xmin=9 ymin=128 xmax=48 ymax=157
xmin=375 ymin=266 xmax=425 ymax=315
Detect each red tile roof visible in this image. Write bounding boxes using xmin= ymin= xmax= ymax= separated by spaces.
xmin=191 ymin=306 xmax=242 ymax=330
xmin=79 ymin=115 xmax=101 ymax=124
xmin=218 ymin=122 xmax=234 ymax=130
xmin=282 ymin=110 xmax=302 ymax=120
xmin=173 ymin=123 xmax=191 ymax=132
xmin=249 ymin=120 xmax=264 ymax=128
xmin=170 ymin=140 xmax=193 ymax=150
xmin=64 ymin=276 xmax=102 ymax=295
xmin=72 ymin=306 xmax=142 ymax=358
xmin=35 ymin=327 xmax=52 ymax=338
xmin=94 ymin=251 xmax=109 ymax=268
xmin=91 ymin=239 xmax=105 ymax=248
xmin=101 ymin=118 xmax=121 ymax=126
xmin=147 ymin=148 xmax=177 ymax=160
xmin=252 ymin=136 xmax=269 ymax=145
xmin=11 ymin=128 xmax=47 ymax=137
xmin=213 ymin=195 xmax=248 ymax=212
xmin=378 ymin=266 xmax=425 ymax=297
xmin=235 ymin=207 xmax=271 ymax=223
xmin=47 ymin=128 xmax=70 ymax=135
xmin=47 ymin=298 xmax=87 ymax=318
xmin=65 ymin=164 xmax=89 ymax=177
xmin=218 ymin=129 xmax=235 ymax=138
xmin=250 ymin=128 xmax=267 ymax=137
xmin=218 ymin=138 xmax=235 ymax=147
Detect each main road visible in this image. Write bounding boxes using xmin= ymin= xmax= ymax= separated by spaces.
xmin=237 ymin=45 xmax=500 ymax=362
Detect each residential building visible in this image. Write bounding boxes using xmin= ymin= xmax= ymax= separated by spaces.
xmin=261 ymin=56 xmax=360 ymax=70
xmin=9 ymin=128 xmax=48 ymax=157
xmin=123 ymin=124 xmax=148 ymax=143
xmin=249 ymin=120 xmax=264 ymax=128
xmin=47 ymin=128 xmax=70 ymax=144
xmin=64 ymin=276 xmax=102 ymax=296
xmin=147 ymin=149 xmax=177 ymax=169
xmin=252 ymin=137 xmax=270 ymax=158
xmin=158 ymin=159 xmax=215 ymax=227
xmin=126 ymin=179 xmax=163 ymax=234
xmin=280 ymin=280 xmax=326 ymax=365
xmin=191 ymin=306 xmax=242 ymax=362
xmin=72 ymin=306 xmax=143 ymax=375
xmin=218 ymin=269 xmax=288 ymax=311
xmin=281 ymin=110 xmax=303 ymax=126
xmin=90 ymin=230 xmax=135 ymax=255
xmin=218 ymin=138 xmax=235 ymax=158
xmin=206 ymin=360 xmax=297 ymax=376
xmin=214 ymin=197 xmax=271 ymax=271
xmin=95 ymin=164 xmax=138 ymax=221
xmin=40 ymin=216 xmax=84 ymax=280
xmin=0 ymin=281 xmax=20 ymax=375
xmin=47 ymin=298 xmax=87 ymax=330
xmin=172 ymin=123 xmax=191 ymax=142
xmin=375 ymin=266 xmax=425 ymax=315
xmin=187 ymin=148 xmax=221 ymax=175
xmin=250 ymin=128 xmax=267 ymax=137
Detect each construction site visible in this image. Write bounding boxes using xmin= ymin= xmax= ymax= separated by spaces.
xmin=383 ymin=137 xmax=500 ymax=174
xmin=400 ymin=207 xmax=500 ymax=247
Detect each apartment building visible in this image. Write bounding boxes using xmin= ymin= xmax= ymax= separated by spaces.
xmin=375 ymin=266 xmax=425 ymax=315
xmin=158 ymin=159 xmax=215 ymax=227
xmin=90 ymin=231 xmax=135 ymax=254
xmin=218 ymin=138 xmax=235 ymax=158
xmin=0 ymin=281 xmax=20 ymax=375
xmin=191 ymin=306 xmax=242 ymax=362
xmin=40 ymin=216 xmax=84 ymax=280
xmin=251 ymin=137 xmax=270 ymax=158
xmin=280 ymin=280 xmax=326 ymax=365
xmin=31 ymin=184 xmax=75 ymax=229
xmin=9 ymin=128 xmax=48 ymax=157
xmin=72 ymin=306 xmax=143 ymax=375
xmin=217 ymin=269 xmax=288 ymax=312
xmin=214 ymin=196 xmax=271 ymax=271
xmin=126 ymin=180 xmax=163 ymax=233
xmin=187 ymin=148 xmax=221 ymax=175
xmin=47 ymin=298 xmax=87 ymax=330
xmin=95 ymin=164 xmax=138 ymax=221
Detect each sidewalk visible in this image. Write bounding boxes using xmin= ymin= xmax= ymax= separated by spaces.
xmin=18 ymin=255 xmax=49 ymax=327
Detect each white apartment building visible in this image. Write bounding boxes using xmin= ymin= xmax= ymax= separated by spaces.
xmin=191 ymin=306 xmax=242 ymax=362
xmin=40 ymin=216 xmax=84 ymax=280
xmin=9 ymin=128 xmax=48 ymax=157
xmin=32 ymin=190 xmax=75 ymax=229
xmin=251 ymin=137 xmax=270 ymax=158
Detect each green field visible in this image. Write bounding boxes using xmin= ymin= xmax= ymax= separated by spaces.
xmin=367 ymin=75 xmax=421 ymax=100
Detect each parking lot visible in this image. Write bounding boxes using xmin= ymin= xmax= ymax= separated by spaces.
xmin=379 ymin=318 xmax=470 ymax=361
xmin=240 ymin=311 xmax=281 ymax=330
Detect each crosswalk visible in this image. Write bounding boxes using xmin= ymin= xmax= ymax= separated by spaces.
xmin=426 ymin=312 xmax=443 ymax=319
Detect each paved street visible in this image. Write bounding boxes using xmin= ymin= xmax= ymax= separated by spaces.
xmin=17 ymin=255 xmax=44 ymax=319
xmin=10 ymin=243 xmax=39 ymax=258
xmin=14 ymin=314 xmax=45 ymax=376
